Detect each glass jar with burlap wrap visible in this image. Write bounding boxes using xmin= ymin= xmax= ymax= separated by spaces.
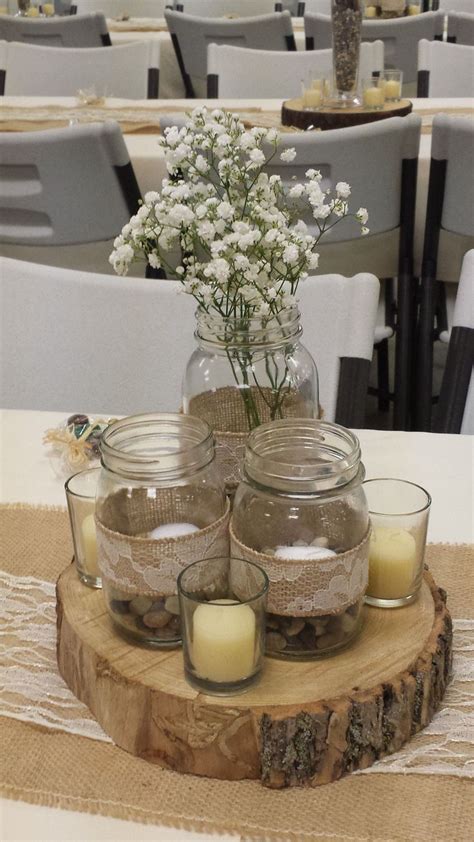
xmin=230 ymin=419 xmax=370 ymax=659
xmin=96 ymin=413 xmax=229 ymax=647
xmin=182 ymin=307 xmax=319 ymax=494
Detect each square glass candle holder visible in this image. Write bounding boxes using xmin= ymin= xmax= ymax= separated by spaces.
xmin=364 ymin=478 xmax=431 ymax=608
xmin=362 ymin=76 xmax=386 ymax=110
xmin=382 ymin=70 xmax=403 ymax=102
xmin=300 ymin=74 xmax=328 ymax=110
xmin=65 ymin=467 xmax=101 ymax=588
xmin=178 ymin=556 xmax=268 ymax=695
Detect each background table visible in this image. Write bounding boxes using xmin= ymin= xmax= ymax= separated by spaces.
xmin=1 ymin=409 xmax=473 ymax=840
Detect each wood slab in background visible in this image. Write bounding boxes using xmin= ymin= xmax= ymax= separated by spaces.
xmin=56 ymin=564 xmax=452 ymax=788
xmin=282 ymin=97 xmax=413 ymax=131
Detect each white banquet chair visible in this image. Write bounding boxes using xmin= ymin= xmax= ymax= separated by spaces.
xmin=207 ymin=40 xmax=384 ymax=98
xmin=172 ymin=0 xmax=279 ymax=15
xmin=436 ymin=0 xmax=474 ymax=12
xmin=0 ymin=257 xmax=379 ymax=428
xmin=264 ymin=116 xmax=422 ymax=430
xmin=417 ymin=40 xmax=474 ymax=97
xmin=304 ymin=11 xmax=444 ymax=88
xmin=70 ymin=0 xmax=171 ymax=15
xmin=164 ymin=8 xmax=296 ymax=97
xmin=415 ymin=114 xmax=474 ymax=430
xmin=0 ymin=40 xmax=160 ymax=97
xmin=433 ymin=250 xmax=474 ymax=434
xmin=0 ymin=12 xmax=111 ymax=46
xmin=446 ymin=11 xmax=474 ymax=45
xmin=0 ymin=122 xmax=142 ymax=273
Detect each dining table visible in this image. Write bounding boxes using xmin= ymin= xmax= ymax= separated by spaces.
xmin=0 ymin=94 xmax=472 ymax=277
xmin=1 ymin=408 xmax=473 ymax=841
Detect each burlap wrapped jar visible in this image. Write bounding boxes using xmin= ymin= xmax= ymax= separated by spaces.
xmin=231 ymin=419 xmax=370 ymax=659
xmin=96 ymin=413 xmax=229 ymax=647
xmin=182 ymin=308 xmax=320 ymax=494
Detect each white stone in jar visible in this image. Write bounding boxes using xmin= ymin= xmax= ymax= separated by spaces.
xmin=274 ymin=545 xmax=337 ymax=561
xmin=148 ymin=522 xmax=199 ymax=539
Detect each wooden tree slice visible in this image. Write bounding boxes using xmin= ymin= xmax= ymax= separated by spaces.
xmin=281 ymin=98 xmax=413 ymax=131
xmin=56 ymin=564 xmax=452 ymax=788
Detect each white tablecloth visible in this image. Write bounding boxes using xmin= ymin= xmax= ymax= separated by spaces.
xmin=1 ymin=409 xmax=473 ymax=839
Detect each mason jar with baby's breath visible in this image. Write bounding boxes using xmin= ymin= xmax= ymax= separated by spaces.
xmin=183 ymin=306 xmax=319 ymax=490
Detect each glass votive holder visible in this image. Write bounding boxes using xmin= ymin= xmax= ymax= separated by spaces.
xmin=178 ymin=556 xmax=268 ymax=695
xmin=362 ymin=76 xmax=386 ymax=110
xmin=300 ymin=75 xmax=327 ymax=111
xmin=65 ymin=467 xmax=101 ymax=589
xmin=382 ymin=69 xmax=403 ymax=102
xmin=364 ymin=478 xmax=431 ymax=608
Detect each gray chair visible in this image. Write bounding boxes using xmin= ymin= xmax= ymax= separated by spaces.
xmin=415 ymin=114 xmax=474 ymax=430
xmin=71 ymin=0 xmax=170 ymax=14
xmin=417 ymin=39 xmax=474 ymax=97
xmin=173 ymin=0 xmax=279 ymax=14
xmin=305 ymin=11 xmax=444 ymax=85
xmin=0 ymin=39 xmax=160 ymax=97
xmin=0 ymin=122 xmax=141 ymax=247
xmin=263 ymin=116 xmax=421 ymax=430
xmin=447 ymin=12 xmax=474 ymax=45
xmin=0 ymin=12 xmax=111 ymax=46
xmin=164 ymin=8 xmax=296 ymax=97
xmin=433 ymin=250 xmax=474 ymax=434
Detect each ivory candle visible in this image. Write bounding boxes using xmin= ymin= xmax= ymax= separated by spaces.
xmin=407 ymin=4 xmax=420 ymax=14
xmin=81 ymin=513 xmax=99 ymax=578
xmin=368 ymin=527 xmax=417 ymax=599
xmin=303 ymin=88 xmax=323 ymax=108
xmin=43 ymin=3 xmax=55 ymax=14
xmin=365 ymin=5 xmax=377 ymax=17
xmin=191 ymin=599 xmax=256 ymax=683
xmin=148 ymin=522 xmax=199 ymax=539
xmin=26 ymin=5 xmax=40 ymax=14
xmin=363 ymin=86 xmax=385 ymax=108
xmin=384 ymin=80 xmax=401 ymax=100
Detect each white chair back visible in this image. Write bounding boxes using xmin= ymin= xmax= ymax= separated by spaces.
xmin=0 ymin=258 xmax=195 ymax=413
xmin=432 ymin=114 xmax=474 ymax=238
xmin=0 ymin=122 xmax=141 ymax=245
xmin=164 ymin=8 xmax=296 ymax=96
xmin=437 ymin=0 xmax=474 ymax=11
xmin=297 ymin=273 xmax=380 ymax=424
xmin=304 ymin=10 xmax=444 ymax=82
xmin=0 ymin=39 xmax=160 ymax=97
xmin=447 ymin=11 xmax=474 ymax=45
xmin=71 ymin=0 xmax=170 ymax=15
xmin=0 ymin=12 xmax=110 ymax=46
xmin=207 ymin=39 xmax=383 ymax=97
xmin=418 ymin=39 xmax=474 ymax=97
xmin=173 ymin=0 xmax=278 ymax=15
xmin=264 ymin=115 xmax=421 ymax=243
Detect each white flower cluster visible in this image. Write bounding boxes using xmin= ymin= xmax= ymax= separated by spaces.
xmin=110 ymin=108 xmax=369 ymax=318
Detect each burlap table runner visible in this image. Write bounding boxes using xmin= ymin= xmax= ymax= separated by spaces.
xmin=1 ymin=503 xmax=473 ymax=841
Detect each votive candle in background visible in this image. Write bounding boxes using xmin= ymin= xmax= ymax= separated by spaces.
xmin=42 ymin=2 xmax=55 ymax=14
xmin=362 ymin=77 xmax=385 ymax=109
xmin=407 ymin=4 xmax=420 ymax=14
xmin=65 ymin=466 xmax=101 ymax=588
xmin=178 ymin=556 xmax=268 ymax=695
xmin=382 ymin=69 xmax=403 ymax=101
xmin=365 ymin=5 xmax=377 ymax=17
xmin=363 ymin=478 xmax=431 ymax=608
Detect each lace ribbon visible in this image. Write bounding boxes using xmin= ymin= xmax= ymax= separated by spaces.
xmin=1 ymin=569 xmax=472 ymax=778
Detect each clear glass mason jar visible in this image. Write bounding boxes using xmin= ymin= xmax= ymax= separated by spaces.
xmin=329 ymin=0 xmax=363 ymax=108
xmin=182 ymin=307 xmax=319 ymax=489
xmin=231 ymin=419 xmax=370 ymax=659
xmin=96 ymin=413 xmax=227 ymax=648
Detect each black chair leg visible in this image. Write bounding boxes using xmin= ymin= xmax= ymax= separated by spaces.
xmin=414 ymin=272 xmax=436 ymax=430
xmin=394 ymin=272 xmax=416 ymax=430
xmin=376 ymin=339 xmax=390 ymax=412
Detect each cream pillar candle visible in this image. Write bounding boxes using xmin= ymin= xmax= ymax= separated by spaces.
xmin=81 ymin=512 xmax=99 ymax=578
xmin=368 ymin=527 xmax=417 ymax=599
xmin=43 ymin=3 xmax=55 ymax=14
xmin=363 ymin=86 xmax=385 ymax=108
xmin=303 ymin=88 xmax=323 ymax=108
xmin=384 ymin=80 xmax=401 ymax=100
xmin=26 ymin=5 xmax=40 ymax=15
xmin=365 ymin=5 xmax=377 ymax=17
xmin=191 ymin=599 xmax=256 ymax=683
xmin=407 ymin=4 xmax=420 ymax=14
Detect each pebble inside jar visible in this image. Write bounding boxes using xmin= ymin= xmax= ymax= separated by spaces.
xmin=230 ymin=420 xmax=370 ymax=659
xmin=95 ymin=413 xmax=228 ymax=648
